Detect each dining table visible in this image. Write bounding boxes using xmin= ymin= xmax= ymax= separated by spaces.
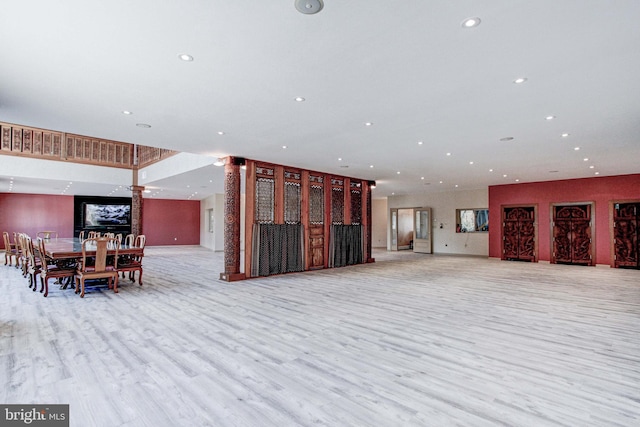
xmin=42 ymin=237 xmax=143 ymax=260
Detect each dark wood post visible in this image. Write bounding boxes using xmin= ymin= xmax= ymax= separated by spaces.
xmin=220 ymin=157 xmax=246 ymax=281
xmin=131 ymin=185 xmax=144 ymax=237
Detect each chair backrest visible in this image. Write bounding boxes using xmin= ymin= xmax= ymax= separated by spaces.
xmin=88 ymin=231 xmax=100 ymax=238
xmin=37 ymin=237 xmax=52 ymax=273
xmin=124 ymin=234 xmax=135 ymax=247
xmin=37 ymin=231 xmax=58 ymax=239
xmin=78 ymin=230 xmax=85 ymax=241
xmin=80 ymin=237 xmax=119 ymax=273
xmin=135 ymin=235 xmax=146 ymax=249
xmin=2 ymin=231 xmax=11 ymax=250
xmin=24 ymin=236 xmax=38 ymax=266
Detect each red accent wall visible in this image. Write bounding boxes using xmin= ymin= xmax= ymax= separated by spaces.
xmin=0 ymin=194 xmax=74 ymax=247
xmin=1 ymin=193 xmax=201 ymax=249
xmin=489 ymin=173 xmax=640 ymax=264
xmin=142 ymin=198 xmax=200 ymax=246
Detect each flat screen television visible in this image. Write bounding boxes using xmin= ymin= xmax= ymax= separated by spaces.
xmin=83 ymin=203 xmax=131 ymax=227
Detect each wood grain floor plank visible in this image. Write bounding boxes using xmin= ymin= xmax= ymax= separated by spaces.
xmin=1 ymin=247 xmax=639 ymax=426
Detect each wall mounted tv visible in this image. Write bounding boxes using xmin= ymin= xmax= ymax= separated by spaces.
xmin=83 ymin=203 xmax=131 ymax=228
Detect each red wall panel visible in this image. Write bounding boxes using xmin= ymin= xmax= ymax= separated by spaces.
xmin=0 ymin=194 xmax=74 ymax=246
xmin=1 ymin=193 xmax=201 ymax=249
xmin=142 ymin=198 xmax=200 ymax=246
xmin=489 ymin=173 xmax=640 ymax=264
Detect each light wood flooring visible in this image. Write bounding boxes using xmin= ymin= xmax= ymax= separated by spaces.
xmin=1 ymin=247 xmax=639 ymax=427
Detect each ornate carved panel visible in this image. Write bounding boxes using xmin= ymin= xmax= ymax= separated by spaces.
xmin=350 ymin=181 xmax=362 ymax=225
xmin=22 ymin=130 xmax=32 ymax=153
xmin=309 ymin=175 xmax=324 ymax=225
xmin=614 ymin=202 xmax=639 ymax=269
xmin=256 ymin=165 xmax=276 ymax=224
xmin=331 ymin=178 xmax=344 ymax=225
xmin=12 ymin=128 xmax=22 ymax=152
xmin=552 ymin=204 xmax=593 ymax=265
xmin=33 ymin=131 xmax=42 ymax=155
xmin=1 ymin=126 xmax=11 ymax=151
xmin=502 ymin=206 xmax=536 ymax=261
xmin=284 ymin=170 xmax=301 ymax=224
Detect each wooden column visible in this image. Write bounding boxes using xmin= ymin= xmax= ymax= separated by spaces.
xmin=364 ymin=181 xmax=375 ymax=263
xmin=220 ymin=157 xmax=246 ymax=281
xmin=131 ymin=185 xmax=144 ymax=237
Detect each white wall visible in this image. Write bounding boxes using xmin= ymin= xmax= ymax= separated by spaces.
xmin=386 ymin=188 xmax=489 ymax=256
xmin=371 ymin=198 xmax=388 ymax=248
xmin=200 ymin=193 xmax=244 ymax=252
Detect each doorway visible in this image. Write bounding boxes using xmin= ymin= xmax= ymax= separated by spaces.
xmin=551 ymin=203 xmax=594 ymax=266
xmin=390 ymin=207 xmax=432 ymax=253
xmin=612 ymin=201 xmax=640 ymax=269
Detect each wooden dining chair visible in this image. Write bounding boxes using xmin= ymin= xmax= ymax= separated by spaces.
xmin=118 ymin=235 xmax=145 ymax=286
xmin=24 ymin=236 xmax=42 ymax=291
xmin=38 ymin=237 xmax=76 ymax=298
xmin=75 ymin=237 xmax=119 ymax=298
xmin=3 ymin=231 xmax=18 ymax=266
xmin=12 ymin=232 xmax=23 ymax=270
xmin=17 ymin=233 xmax=30 ymax=277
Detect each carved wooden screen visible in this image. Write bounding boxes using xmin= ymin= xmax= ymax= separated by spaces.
xmin=255 ymin=165 xmax=275 ymax=224
xmin=552 ymin=204 xmax=593 ymax=265
xmin=350 ymin=181 xmax=362 ymax=225
xmin=502 ymin=206 xmax=535 ymax=261
xmin=331 ymin=177 xmax=344 ymax=225
xmin=284 ymin=170 xmax=301 ymax=224
xmin=613 ymin=202 xmax=639 ymax=269
xmin=308 ymin=174 xmax=325 ymax=269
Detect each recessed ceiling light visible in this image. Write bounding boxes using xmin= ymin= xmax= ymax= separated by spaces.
xmin=369 ymin=165 xmax=374 ymax=168
xmin=136 ymin=123 xmax=151 ymax=128
xmin=595 ymin=172 xmax=600 ymax=175
xmin=421 ymin=177 xmax=425 ymax=180
xmin=122 ymin=110 xmax=133 ymax=115
xmin=461 ymin=17 xmax=481 ymax=28
xmin=179 ymin=54 xmax=194 ymax=61
xmin=489 ymin=169 xmax=494 ymax=172
xmin=446 ymin=152 xmax=451 ymax=156
xmin=282 ymin=145 xmax=287 ymax=149
xmin=396 ymin=171 xmax=401 ymax=175
xmin=589 ymin=165 xmax=595 ymax=169
xmin=364 ymin=122 xmax=373 ymax=126
xmin=574 ymin=147 xmax=580 ymax=151
xmin=217 ymin=131 xmax=225 ymax=135
xmin=503 ymin=174 xmax=508 ymax=178
xmin=469 ymin=161 xmax=474 ymax=165
xmin=417 ymin=141 xmax=423 ymax=145
xmin=583 ymin=158 xmax=589 ymax=161
xmin=513 ymin=77 xmax=527 ymax=84
xmin=338 ymin=157 xmax=342 ymax=161
xmin=455 ymin=184 xmax=459 ymax=188
xmin=439 ymin=181 xmax=443 ymax=184
xmin=545 ymin=115 xmax=555 ymax=120
xmin=561 ymin=133 xmax=570 ymax=137
xmin=294 ymin=97 xmax=305 ymax=102
xmin=295 ymin=0 xmax=324 ymax=14
xmin=515 ymin=179 xmax=520 ymax=182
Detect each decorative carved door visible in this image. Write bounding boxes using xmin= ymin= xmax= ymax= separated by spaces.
xmin=552 ymin=204 xmax=593 ymax=265
xmin=502 ymin=206 xmax=536 ymax=261
xmin=308 ymin=175 xmax=325 ymax=269
xmin=613 ymin=202 xmax=639 ymax=269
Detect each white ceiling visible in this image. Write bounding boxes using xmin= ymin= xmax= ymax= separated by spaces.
xmin=1 ymin=0 xmax=639 ymax=200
